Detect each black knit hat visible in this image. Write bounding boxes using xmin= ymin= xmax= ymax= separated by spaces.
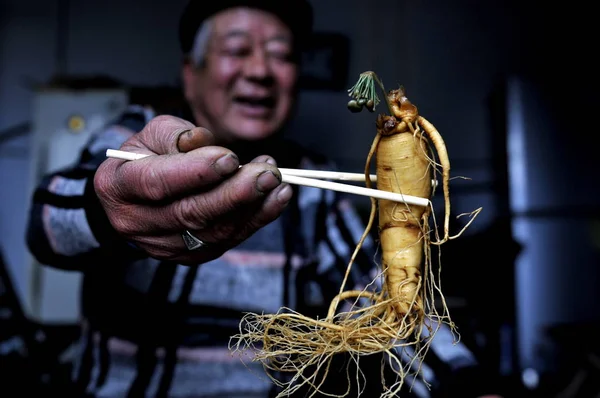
xmin=178 ymin=0 xmax=314 ymax=54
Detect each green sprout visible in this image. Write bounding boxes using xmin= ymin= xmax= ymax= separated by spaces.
xmin=346 ymin=71 xmax=392 ymax=115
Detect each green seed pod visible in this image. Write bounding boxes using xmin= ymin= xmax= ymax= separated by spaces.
xmin=366 ymin=99 xmax=375 ymax=112
xmin=358 ymin=98 xmax=367 ymax=106
xmin=347 ymin=100 xmax=362 ymax=113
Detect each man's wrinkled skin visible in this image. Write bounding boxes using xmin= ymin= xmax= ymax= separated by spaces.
xmin=93 ymin=7 xmax=299 ymax=265
xmin=95 ymin=116 xmax=293 ymax=265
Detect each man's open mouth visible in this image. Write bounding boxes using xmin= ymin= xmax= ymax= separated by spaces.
xmin=234 ymin=96 xmax=276 ymax=109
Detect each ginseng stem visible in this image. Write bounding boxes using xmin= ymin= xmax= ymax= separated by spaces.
xmin=347 ymin=71 xmax=394 ymax=116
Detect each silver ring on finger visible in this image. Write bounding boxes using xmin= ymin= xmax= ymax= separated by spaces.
xmin=182 ymin=230 xmax=210 ymax=251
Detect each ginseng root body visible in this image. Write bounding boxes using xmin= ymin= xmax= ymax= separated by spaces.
xmin=376 ymin=111 xmax=431 ymax=329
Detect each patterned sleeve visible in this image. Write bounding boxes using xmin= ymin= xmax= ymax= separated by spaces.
xmin=25 ymin=106 xmax=153 ymax=270
xmin=294 ymin=155 xmax=379 ymax=311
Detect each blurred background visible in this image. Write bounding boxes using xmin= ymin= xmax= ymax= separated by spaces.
xmin=1 ymin=0 xmax=599 ymax=396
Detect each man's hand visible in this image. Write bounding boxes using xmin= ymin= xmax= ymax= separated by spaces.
xmin=94 ymin=115 xmax=293 ymax=265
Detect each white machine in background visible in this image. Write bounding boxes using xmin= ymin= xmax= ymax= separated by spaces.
xmin=25 ymin=87 xmax=128 ymax=324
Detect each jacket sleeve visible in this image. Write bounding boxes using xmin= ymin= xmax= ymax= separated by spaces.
xmin=25 ymin=107 xmax=152 ymax=271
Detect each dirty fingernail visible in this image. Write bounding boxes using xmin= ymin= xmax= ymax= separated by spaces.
xmin=256 ymin=170 xmax=281 ymax=192
xmin=214 ymin=153 xmax=239 ymax=175
xmin=176 ymin=129 xmax=193 ymax=152
xmin=277 ymin=184 xmax=293 ymax=204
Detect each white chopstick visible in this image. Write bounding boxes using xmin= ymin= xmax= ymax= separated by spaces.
xmin=105 ymin=149 xmax=430 ymax=207
xmin=278 ymin=168 xmax=378 ymax=182
xmin=278 ymin=174 xmax=429 ymax=206
xmin=103 ymin=150 xmax=378 ymax=181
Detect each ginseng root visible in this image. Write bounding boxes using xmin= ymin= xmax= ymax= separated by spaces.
xmin=229 ymin=71 xmax=481 ymax=398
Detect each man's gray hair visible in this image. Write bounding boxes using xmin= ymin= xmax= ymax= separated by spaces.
xmin=189 ymin=18 xmax=213 ymax=67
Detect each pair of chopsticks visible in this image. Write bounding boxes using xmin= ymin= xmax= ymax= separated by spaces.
xmin=105 ymin=149 xmax=430 ymax=207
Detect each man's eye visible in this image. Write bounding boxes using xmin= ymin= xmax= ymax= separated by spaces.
xmin=223 ymin=47 xmax=251 ymax=57
xmin=268 ymin=51 xmax=294 ymax=62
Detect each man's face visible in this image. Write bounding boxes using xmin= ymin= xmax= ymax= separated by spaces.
xmin=182 ymin=7 xmax=299 ymax=143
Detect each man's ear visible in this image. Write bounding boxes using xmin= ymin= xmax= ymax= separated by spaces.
xmin=181 ymin=60 xmax=195 ymax=102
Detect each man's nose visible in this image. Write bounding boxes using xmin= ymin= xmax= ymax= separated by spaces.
xmin=243 ymin=49 xmax=271 ymax=81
